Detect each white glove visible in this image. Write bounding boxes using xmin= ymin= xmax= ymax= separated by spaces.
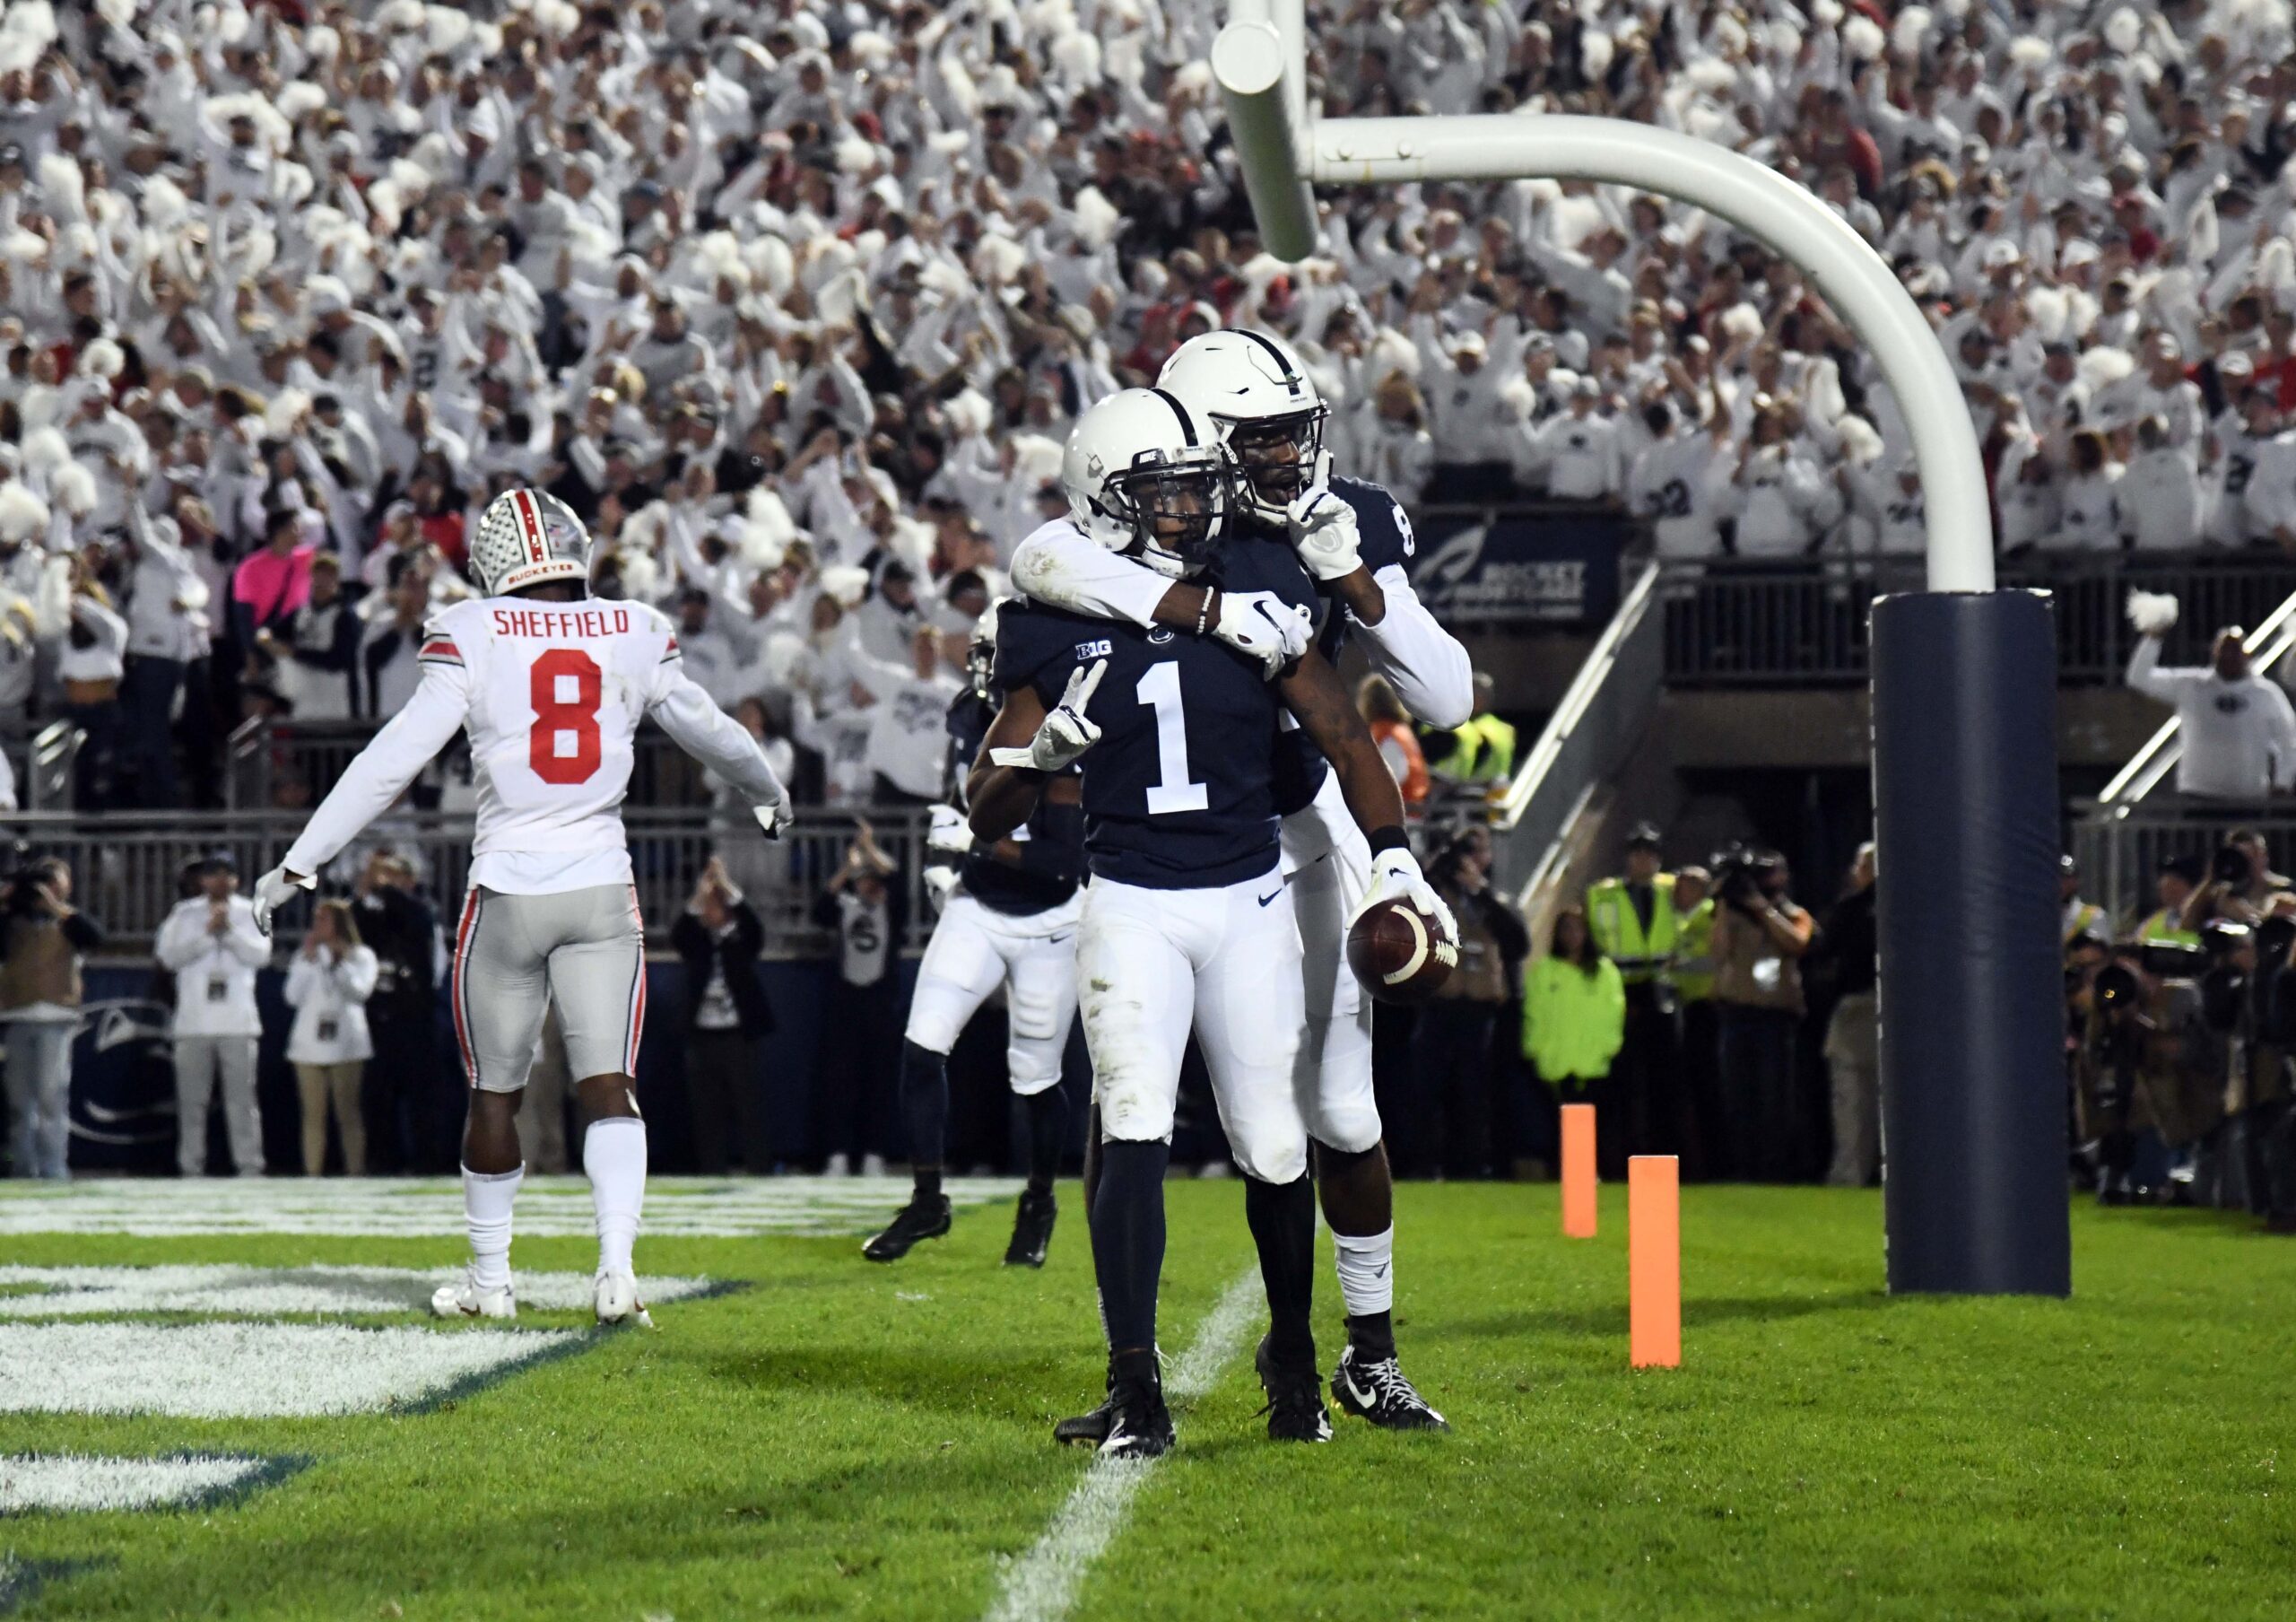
xmin=1287 ymin=486 xmax=1364 ymax=582
xmin=1350 ymin=844 xmax=1460 ymax=946
xmin=250 ymin=865 xmax=315 ymax=937
xmin=752 ymin=793 xmax=793 ymax=841
xmin=926 ymin=802 xmax=974 ymax=859
xmin=1212 ymin=589 xmax=1315 ymax=677
xmin=990 ymin=659 xmax=1104 ymax=772
xmin=923 ymin=864 xmax=961 ymax=913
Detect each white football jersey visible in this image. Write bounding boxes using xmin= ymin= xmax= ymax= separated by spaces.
xmin=283 ymin=594 xmax=787 ymax=896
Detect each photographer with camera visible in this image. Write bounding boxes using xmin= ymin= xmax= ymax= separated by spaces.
xmin=2076 ymin=929 xmax=2230 ymax=1205
xmin=1413 ymin=825 xmax=1530 ymax=1179
xmin=0 ymin=857 xmax=103 ymax=1180
xmin=1709 ymin=848 xmax=1816 ymax=1183
xmin=2233 ymin=904 xmax=2296 ymax=1231
xmin=2179 ymin=827 xmax=2293 ymax=932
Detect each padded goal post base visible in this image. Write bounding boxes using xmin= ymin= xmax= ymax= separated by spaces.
xmin=1870 ymin=589 xmax=2071 ymax=1297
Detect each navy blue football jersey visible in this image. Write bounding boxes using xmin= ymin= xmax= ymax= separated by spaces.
xmin=945 ymin=686 xmax=1083 ymax=915
xmin=994 ymin=534 xmax=1319 ymax=890
xmin=1264 ymin=475 xmax=1416 ymax=815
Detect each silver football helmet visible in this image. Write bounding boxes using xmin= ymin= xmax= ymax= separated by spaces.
xmin=470 ymin=487 xmax=592 ymax=597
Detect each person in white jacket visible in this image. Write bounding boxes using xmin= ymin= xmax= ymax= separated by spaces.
xmin=154 ymin=856 xmax=271 ymax=1176
xmin=284 ymin=898 xmax=380 ymax=1176
xmin=2126 ymin=622 xmax=2296 ymax=802
xmin=2121 ymin=415 xmax=2206 ymax=551
xmin=1626 ymin=402 xmax=1734 ymax=561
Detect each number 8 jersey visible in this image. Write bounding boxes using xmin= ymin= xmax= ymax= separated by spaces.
xmin=283 ymin=594 xmax=785 ymax=895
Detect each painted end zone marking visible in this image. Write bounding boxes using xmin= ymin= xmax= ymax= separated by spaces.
xmin=0 ymin=1323 xmax=585 ymax=1418
xmin=0 ymin=1266 xmax=720 ymax=1320
xmin=982 ymin=1268 xmax=1262 ymax=1622
xmin=1 ymin=1453 xmax=309 ymax=1516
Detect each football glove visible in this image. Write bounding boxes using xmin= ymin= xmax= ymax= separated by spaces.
xmin=923 ymin=863 xmax=961 ymax=914
xmin=1350 ymin=845 xmax=1459 ymax=945
xmin=926 ymin=802 xmax=975 ymax=859
xmin=990 ymin=658 xmax=1104 ymax=772
xmin=1287 ymin=486 xmax=1364 ymax=583
xmin=752 ymin=792 xmax=793 ymax=841
xmin=1212 ymin=589 xmax=1315 ymax=677
xmin=250 ymin=865 xmax=315 ymax=937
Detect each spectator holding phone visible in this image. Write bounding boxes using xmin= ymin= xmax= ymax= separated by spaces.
xmin=673 ymin=858 xmax=776 ymax=1174
xmin=809 ymin=823 xmax=907 ymax=1175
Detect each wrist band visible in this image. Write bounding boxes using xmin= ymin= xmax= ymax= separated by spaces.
xmin=1366 ymin=825 xmax=1409 ymax=857
xmin=1195 ymin=589 xmax=1216 ymax=637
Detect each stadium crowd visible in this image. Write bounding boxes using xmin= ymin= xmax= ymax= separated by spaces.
xmin=0 ymin=0 xmax=2290 ymax=809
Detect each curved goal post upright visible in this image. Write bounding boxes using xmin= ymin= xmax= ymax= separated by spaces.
xmin=1215 ymin=0 xmax=2066 ymax=1295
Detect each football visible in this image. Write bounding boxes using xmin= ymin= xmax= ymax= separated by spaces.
xmin=1346 ymin=895 xmax=1458 ymax=1004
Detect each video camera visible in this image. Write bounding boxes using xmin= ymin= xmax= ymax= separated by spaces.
xmin=2212 ymin=842 xmax=2252 ymax=887
xmin=1709 ymin=845 xmax=1782 ymax=911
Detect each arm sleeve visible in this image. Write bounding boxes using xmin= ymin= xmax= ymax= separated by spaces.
xmin=61 ymin=911 xmax=103 ymax=954
xmin=282 ymin=662 xmax=472 ymax=876
xmin=283 ymin=955 xmax=317 ymax=1007
xmin=1593 ymin=963 xmax=1627 ymax=1068
xmin=154 ymin=910 xmax=200 ymax=971
xmin=2124 ymin=636 xmax=2189 ymax=704
xmin=1009 ymin=526 xmax=1170 ymax=630
xmin=222 ymin=907 xmax=271 ymax=967
xmin=1352 ymin=563 xmax=1475 ymax=729
xmin=335 ymin=945 xmax=380 ymax=1001
xmin=648 ymin=665 xmax=790 ymax=808
xmin=2266 ymin=684 xmax=2296 ymax=789
xmin=1010 ymin=801 xmax=1086 ymax=888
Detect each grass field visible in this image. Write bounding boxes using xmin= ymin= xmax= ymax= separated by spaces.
xmin=3 ymin=1177 xmax=2292 ymax=1620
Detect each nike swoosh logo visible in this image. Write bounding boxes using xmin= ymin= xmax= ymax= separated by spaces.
xmin=1373 ymin=1262 xmax=1389 ymax=1279
xmin=1257 ymin=890 xmax=1283 ymax=907
xmin=1049 ymin=933 xmax=1074 ymax=945
xmin=1341 ymin=1369 xmax=1375 ymax=1407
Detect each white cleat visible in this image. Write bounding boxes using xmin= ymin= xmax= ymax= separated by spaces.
xmin=430 ymin=1271 xmax=516 ymax=1320
xmin=594 ymin=1269 xmax=654 ymax=1329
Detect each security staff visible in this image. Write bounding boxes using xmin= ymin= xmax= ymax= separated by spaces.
xmin=1426 ymin=673 xmax=1518 ymax=789
xmin=1669 ymin=865 xmax=1726 ymax=1179
xmin=2062 ymin=854 xmax=2106 ymax=951
xmin=1587 ymin=823 xmax=1682 ymax=1157
xmin=2136 ymin=857 xmax=2203 ymax=950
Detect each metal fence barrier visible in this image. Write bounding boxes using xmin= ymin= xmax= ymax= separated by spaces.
xmin=1660 ymin=554 xmax=2296 ymax=686
xmin=2070 ymin=809 xmax=2296 ymax=937
xmin=0 ymin=807 xmax=935 ymax=963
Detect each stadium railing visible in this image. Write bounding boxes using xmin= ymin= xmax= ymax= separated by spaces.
xmin=4 ymin=720 xmax=83 ymax=812
xmin=1660 ymin=552 xmax=2296 ymax=686
xmin=2072 ymin=809 xmax=2296 ymax=940
xmin=0 ymin=806 xmax=935 ymax=962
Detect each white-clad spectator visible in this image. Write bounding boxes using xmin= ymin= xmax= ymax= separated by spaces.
xmin=1417 ymin=322 xmax=1527 ymax=500
xmin=2100 ymin=333 xmax=2207 ymax=462
xmin=1996 ymin=440 xmax=2063 ymax=554
xmin=671 ymin=588 xmax=747 ymax=711
xmin=284 ymin=899 xmax=379 ymax=1178
xmin=2126 ymin=613 xmax=2296 ymax=803
xmin=2122 ymin=417 xmax=2206 ymax=551
xmin=1839 ymin=456 xmax=1929 ymax=558
xmin=1522 ymin=377 xmax=1624 ymax=500
xmin=2053 ymin=431 xmax=2126 ymax=551
xmin=260 ymin=553 xmax=360 ymax=721
xmin=1627 ymin=403 xmax=1733 ymax=560
xmin=2206 ymin=371 xmax=2291 ymax=545
xmin=1726 ymin=409 xmax=1839 ymax=559
xmin=852 ymin=627 xmax=964 ymax=805
xmin=58 ymin=571 xmax=129 ymax=807
xmin=155 ymin=856 xmax=270 ymax=1178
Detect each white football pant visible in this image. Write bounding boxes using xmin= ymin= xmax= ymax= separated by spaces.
xmin=1077 ymin=867 xmax=1309 ymax=1183
xmin=451 ymin=883 xmax=646 ymax=1091
xmin=1279 ymin=772 xmax=1382 ymax=1155
xmin=904 ymin=890 xmax=1083 ymax=1094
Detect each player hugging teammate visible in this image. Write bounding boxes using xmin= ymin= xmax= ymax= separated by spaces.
xmin=970 ymin=329 xmax=1474 ymax=1457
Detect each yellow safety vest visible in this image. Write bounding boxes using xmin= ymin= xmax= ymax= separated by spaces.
xmin=1428 ymin=713 xmax=1518 ymax=783
xmin=2135 ymin=908 xmax=2200 ymax=950
xmin=1587 ymin=874 xmax=1677 ymax=984
xmin=1671 ymin=898 xmax=1717 ymax=1003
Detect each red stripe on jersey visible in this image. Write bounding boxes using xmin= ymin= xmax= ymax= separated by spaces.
xmin=512 ymin=489 xmax=545 ymax=564
xmin=623 ymin=884 xmax=647 ymax=1074
xmin=450 ymin=890 xmax=480 ymax=1086
xmin=660 ymin=635 xmax=680 ymax=662
xmin=419 ymin=640 xmax=462 ymax=663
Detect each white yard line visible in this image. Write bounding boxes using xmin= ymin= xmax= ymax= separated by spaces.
xmin=982 ymin=1267 xmax=1262 ymax=1622
xmin=0 ymin=1264 xmax=718 ymax=1319
xmin=0 ymin=1453 xmax=276 ymax=1514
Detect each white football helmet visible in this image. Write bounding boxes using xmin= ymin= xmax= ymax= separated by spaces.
xmin=965 ymin=597 xmax=1004 ymax=700
xmin=1061 ymin=388 xmax=1233 ymax=579
xmin=1157 ymin=329 xmax=1331 ymax=521
xmin=470 ymin=487 xmax=592 ymax=597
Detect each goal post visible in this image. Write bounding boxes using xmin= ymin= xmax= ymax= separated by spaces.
xmin=1216 ymin=5 xmax=2068 ymax=1295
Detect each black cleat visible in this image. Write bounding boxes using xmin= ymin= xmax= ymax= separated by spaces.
xmin=1004 ymin=1189 xmax=1057 ymax=1267
xmin=1054 ymin=1392 xmax=1115 ymax=1448
xmin=861 ymin=1194 xmax=952 ymax=1262
xmin=1254 ymin=1336 xmax=1333 ymax=1443
xmin=1330 ymin=1345 xmax=1449 ymax=1432
xmin=1099 ymin=1369 xmax=1174 ymax=1460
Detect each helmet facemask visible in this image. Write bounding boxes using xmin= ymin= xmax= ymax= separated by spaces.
xmin=1098 ymin=448 xmax=1232 ymax=577
xmin=1218 ymin=404 xmax=1330 ymax=520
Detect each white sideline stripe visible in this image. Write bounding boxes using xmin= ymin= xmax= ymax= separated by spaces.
xmin=0 ymin=1175 xmax=1026 ymax=1237
xmin=0 ymin=1265 xmax=716 ymax=1320
xmin=0 ymin=1322 xmax=580 ymax=1417
xmin=982 ymin=1267 xmax=1262 ymax=1622
xmin=0 ymin=1454 xmax=266 ymax=1514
